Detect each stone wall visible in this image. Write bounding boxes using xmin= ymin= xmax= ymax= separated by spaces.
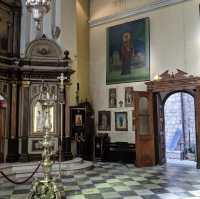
xmin=164 ymin=92 xmax=196 ymax=154
xmin=164 ymin=93 xmax=183 ymax=150
xmin=182 ymin=93 xmax=196 ymax=151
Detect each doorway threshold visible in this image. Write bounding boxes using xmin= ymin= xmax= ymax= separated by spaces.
xmin=166 ymin=158 xmax=196 ymax=167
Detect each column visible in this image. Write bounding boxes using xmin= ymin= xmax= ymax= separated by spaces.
xmin=63 ymin=84 xmax=73 ymax=160
xmin=6 ymin=83 xmax=19 ymax=162
xmin=19 ymin=81 xmax=30 ymax=162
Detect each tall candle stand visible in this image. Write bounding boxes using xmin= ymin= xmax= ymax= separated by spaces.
xmin=28 ymin=84 xmax=61 ymax=199
xmin=57 ymin=73 xmax=68 ymax=176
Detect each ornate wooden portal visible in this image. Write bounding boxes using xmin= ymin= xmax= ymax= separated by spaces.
xmin=146 ymin=69 xmax=200 ymax=168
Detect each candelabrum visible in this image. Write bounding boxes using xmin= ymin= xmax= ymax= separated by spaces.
xmin=26 ymin=0 xmax=52 ymax=31
xmin=28 ymin=84 xmax=61 ymax=199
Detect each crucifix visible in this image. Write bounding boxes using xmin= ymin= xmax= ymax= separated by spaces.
xmin=57 ymin=72 xmax=68 ymax=91
xmin=57 ymin=72 xmax=68 ymax=176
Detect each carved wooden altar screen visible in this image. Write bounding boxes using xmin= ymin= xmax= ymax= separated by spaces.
xmin=0 ymin=32 xmax=74 ymax=162
xmin=0 ymin=0 xmax=75 ymax=161
xmin=0 ymin=0 xmax=21 ymax=162
xmin=146 ymin=69 xmax=200 ymax=168
xmin=17 ymin=37 xmax=74 ymax=161
xmin=0 ymin=0 xmax=21 ymax=58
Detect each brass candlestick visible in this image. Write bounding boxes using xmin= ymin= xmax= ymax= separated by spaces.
xmin=57 ymin=73 xmax=68 ymax=176
xmin=28 ymin=84 xmax=61 ymax=199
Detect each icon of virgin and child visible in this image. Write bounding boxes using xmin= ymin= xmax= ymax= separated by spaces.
xmin=34 ymin=102 xmax=53 ymax=133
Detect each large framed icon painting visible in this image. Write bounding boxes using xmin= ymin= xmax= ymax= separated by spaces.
xmin=106 ymin=18 xmax=150 ymax=84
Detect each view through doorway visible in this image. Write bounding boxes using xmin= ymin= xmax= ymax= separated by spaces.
xmin=164 ymin=92 xmax=196 ymax=166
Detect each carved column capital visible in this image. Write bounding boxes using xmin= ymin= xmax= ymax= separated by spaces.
xmin=21 ymin=81 xmax=31 ymax=87
xmin=11 ymin=83 xmax=17 ymax=87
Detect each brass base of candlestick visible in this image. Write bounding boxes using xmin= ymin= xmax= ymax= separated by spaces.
xmin=28 ymin=179 xmax=61 ymax=199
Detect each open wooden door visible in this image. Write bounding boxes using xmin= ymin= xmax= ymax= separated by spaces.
xmin=195 ymin=87 xmax=200 ymax=168
xmin=134 ymin=91 xmax=155 ymax=167
xmin=155 ymin=93 xmax=166 ymax=165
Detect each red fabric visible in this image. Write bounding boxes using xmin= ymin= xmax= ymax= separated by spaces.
xmin=0 ymin=100 xmax=6 ymax=108
xmin=121 ymin=46 xmax=132 ymax=63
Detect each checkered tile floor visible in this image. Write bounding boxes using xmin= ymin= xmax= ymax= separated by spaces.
xmin=1 ymin=162 xmax=200 ymax=199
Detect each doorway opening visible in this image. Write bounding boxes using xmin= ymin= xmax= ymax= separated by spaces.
xmin=164 ymin=92 xmax=196 ymax=166
xmin=0 ymin=95 xmax=7 ymax=162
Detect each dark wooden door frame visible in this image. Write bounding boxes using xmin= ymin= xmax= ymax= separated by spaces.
xmin=146 ymin=69 xmax=200 ymax=168
xmin=155 ymin=90 xmax=195 ymax=165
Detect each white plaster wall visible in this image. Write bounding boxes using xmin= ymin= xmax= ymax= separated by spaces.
xmin=183 ymin=0 xmax=200 ymax=75
xmin=20 ymin=0 xmax=62 ymax=56
xmin=90 ymin=0 xmax=200 ymax=143
xmin=60 ymin=0 xmax=77 ymax=105
xmin=20 ymin=0 xmax=31 ymax=56
xmin=20 ymin=0 xmax=77 ymax=58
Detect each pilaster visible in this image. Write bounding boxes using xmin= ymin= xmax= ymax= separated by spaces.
xmin=19 ymin=81 xmax=30 ymax=162
xmin=6 ymin=83 xmax=19 ymax=162
xmin=63 ymin=84 xmax=73 ymax=160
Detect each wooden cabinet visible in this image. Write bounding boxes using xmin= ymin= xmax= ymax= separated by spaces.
xmin=70 ymin=102 xmax=95 ymax=161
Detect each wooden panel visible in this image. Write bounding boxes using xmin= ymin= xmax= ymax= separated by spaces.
xmin=156 ymin=94 xmax=166 ymax=165
xmin=134 ymin=91 xmax=155 ymax=167
xmin=0 ymin=108 xmax=5 ymax=162
xmin=0 ymin=0 xmax=21 ymax=57
xmin=10 ymin=84 xmax=17 ymax=138
xmin=195 ymin=87 xmax=200 ymax=168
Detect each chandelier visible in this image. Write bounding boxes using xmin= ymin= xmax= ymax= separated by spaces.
xmin=26 ymin=0 xmax=52 ymax=31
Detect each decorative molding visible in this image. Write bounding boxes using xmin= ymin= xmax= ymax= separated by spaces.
xmin=145 ymin=69 xmax=200 ymax=92
xmin=28 ymin=137 xmax=58 ymax=154
xmin=89 ymin=0 xmax=191 ymax=27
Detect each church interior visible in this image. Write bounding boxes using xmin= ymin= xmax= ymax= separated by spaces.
xmin=1 ymin=0 xmax=200 ymax=198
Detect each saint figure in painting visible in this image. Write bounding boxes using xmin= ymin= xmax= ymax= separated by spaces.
xmin=120 ymin=32 xmax=134 ymax=75
xmin=75 ymin=114 xmax=82 ymax=126
xmin=43 ymin=109 xmax=52 ymax=130
xmin=36 ymin=110 xmax=43 ymax=132
xmin=34 ymin=101 xmax=54 ymax=133
xmin=35 ymin=102 xmax=43 ymax=132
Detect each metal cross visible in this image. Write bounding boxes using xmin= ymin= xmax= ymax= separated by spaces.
xmin=57 ymin=73 xmax=68 ymax=90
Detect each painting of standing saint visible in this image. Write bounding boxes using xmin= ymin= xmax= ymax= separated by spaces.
xmin=107 ymin=18 xmax=150 ymax=84
xmin=98 ymin=111 xmax=111 ymax=131
xmin=115 ymin=112 xmax=128 ymax=131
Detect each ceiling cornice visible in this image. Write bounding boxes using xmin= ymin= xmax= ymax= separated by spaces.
xmin=89 ymin=0 xmax=191 ymax=28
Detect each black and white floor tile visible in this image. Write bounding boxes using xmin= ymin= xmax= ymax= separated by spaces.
xmin=1 ymin=162 xmax=200 ymax=199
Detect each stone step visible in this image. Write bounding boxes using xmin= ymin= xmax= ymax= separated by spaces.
xmin=0 ymin=158 xmax=93 ymax=184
